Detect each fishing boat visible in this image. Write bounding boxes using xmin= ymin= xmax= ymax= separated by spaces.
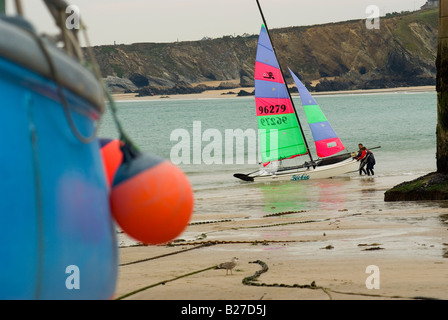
xmin=0 ymin=0 xmax=117 ymax=299
xmin=234 ymin=3 xmax=359 ymax=182
xmin=0 ymin=0 xmax=194 ymax=300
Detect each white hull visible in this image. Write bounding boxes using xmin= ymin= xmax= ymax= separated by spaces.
xmin=252 ymin=158 xmax=359 ymax=182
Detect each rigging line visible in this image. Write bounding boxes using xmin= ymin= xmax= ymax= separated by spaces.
xmin=80 ymin=20 xmax=136 ymax=147
xmin=255 ymin=0 xmax=314 ymax=164
xmin=14 ymin=0 xmax=23 ymax=15
xmin=26 ymin=95 xmax=44 ymax=300
xmin=21 ymin=22 xmax=99 ymax=143
xmin=44 ymin=1 xmax=135 ymax=147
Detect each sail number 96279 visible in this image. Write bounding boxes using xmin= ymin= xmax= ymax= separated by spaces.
xmin=258 ymin=104 xmax=287 ymax=114
xmin=260 ymin=116 xmax=288 ymax=126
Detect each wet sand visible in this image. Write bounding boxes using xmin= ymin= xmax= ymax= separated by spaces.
xmin=114 ymin=173 xmax=448 ymax=300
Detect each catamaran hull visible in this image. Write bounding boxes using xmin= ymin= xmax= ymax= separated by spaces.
xmin=253 ymin=158 xmax=359 ymax=182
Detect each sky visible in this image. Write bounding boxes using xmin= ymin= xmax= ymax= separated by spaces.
xmin=6 ymin=0 xmax=429 ymax=46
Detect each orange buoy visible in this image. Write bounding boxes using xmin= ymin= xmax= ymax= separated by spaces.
xmin=99 ymin=138 xmax=123 ymax=186
xmin=110 ymin=143 xmax=194 ymax=245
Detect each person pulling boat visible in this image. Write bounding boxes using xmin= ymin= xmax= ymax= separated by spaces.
xmin=354 ymin=144 xmax=376 ymax=176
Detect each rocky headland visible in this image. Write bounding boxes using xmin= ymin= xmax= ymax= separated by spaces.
xmin=91 ymin=9 xmax=438 ymax=96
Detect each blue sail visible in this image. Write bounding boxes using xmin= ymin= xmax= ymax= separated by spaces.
xmin=289 ymin=68 xmax=345 ymax=157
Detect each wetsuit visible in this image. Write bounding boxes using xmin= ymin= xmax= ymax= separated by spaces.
xmin=355 ymin=150 xmax=367 ymax=175
xmin=357 ymin=149 xmax=375 ymax=176
xmin=365 ymin=150 xmax=375 ymax=176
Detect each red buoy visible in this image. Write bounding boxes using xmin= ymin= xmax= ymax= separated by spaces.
xmin=99 ymin=138 xmax=123 ymax=186
xmin=110 ymin=143 xmax=194 ymax=245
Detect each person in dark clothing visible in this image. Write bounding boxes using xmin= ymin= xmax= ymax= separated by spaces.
xmin=365 ymin=149 xmax=376 ymax=176
xmin=356 ymin=146 xmax=376 ymax=176
xmin=355 ymin=144 xmax=367 ymax=175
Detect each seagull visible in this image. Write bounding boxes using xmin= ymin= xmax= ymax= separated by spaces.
xmin=217 ymin=257 xmax=238 ymax=275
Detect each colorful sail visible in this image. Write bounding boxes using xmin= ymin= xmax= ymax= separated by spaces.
xmin=289 ymin=68 xmax=345 ymax=158
xmin=255 ymin=25 xmax=308 ymax=164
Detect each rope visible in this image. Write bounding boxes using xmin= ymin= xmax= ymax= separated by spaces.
xmin=79 ymin=20 xmax=137 ymax=149
xmin=189 ymin=219 xmax=233 ymax=226
xmin=263 ymin=210 xmax=307 ymax=217
xmin=27 ymin=2 xmax=138 ymax=147
xmin=243 ymin=260 xmax=332 ymax=299
xmin=26 ymin=98 xmax=44 ymax=300
xmin=243 ymin=260 xmax=440 ymax=300
xmin=26 ymin=29 xmax=99 ymax=143
xmin=237 ymin=213 xmax=361 ymax=230
xmin=165 ymin=239 xmax=311 ymax=247
xmin=115 ymin=265 xmax=218 ymax=300
xmin=119 ymin=243 xmax=215 ymax=266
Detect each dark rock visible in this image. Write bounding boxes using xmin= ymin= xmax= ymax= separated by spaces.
xmin=240 ymin=69 xmax=254 ymax=87
xmin=237 ymin=90 xmax=255 ymax=96
xmin=136 ymin=82 xmax=207 ymax=96
xmin=384 ymin=172 xmax=448 ymax=201
xmin=104 ymin=76 xmax=138 ymax=93
xmin=129 ymin=73 xmax=149 ymax=87
xmin=314 ymin=79 xmax=353 ymax=92
xmin=288 ymin=86 xmax=298 ymax=93
xmin=240 ymin=75 xmax=254 ymax=87
xmin=216 ymin=82 xmax=238 ymax=90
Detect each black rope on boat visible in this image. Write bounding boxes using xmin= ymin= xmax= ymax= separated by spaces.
xmin=32 ymin=1 xmax=138 ymax=147
xmin=78 ymin=18 xmax=137 ymax=148
xmin=26 ymin=29 xmax=99 ymax=143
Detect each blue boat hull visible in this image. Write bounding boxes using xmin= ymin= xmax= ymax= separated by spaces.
xmin=0 ymin=53 xmax=118 ymax=299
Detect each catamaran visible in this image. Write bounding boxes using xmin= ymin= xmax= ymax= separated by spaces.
xmin=234 ymin=3 xmax=359 ymax=182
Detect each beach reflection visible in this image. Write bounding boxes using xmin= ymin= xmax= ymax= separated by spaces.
xmin=255 ymin=178 xmax=350 ymax=214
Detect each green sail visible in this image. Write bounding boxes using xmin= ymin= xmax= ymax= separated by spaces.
xmin=257 ymin=113 xmax=306 ymax=162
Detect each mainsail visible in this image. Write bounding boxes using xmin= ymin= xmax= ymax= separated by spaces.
xmin=233 ymin=0 xmax=361 ymax=182
xmin=289 ymin=69 xmax=345 ymax=158
xmin=255 ymin=25 xmax=308 ymax=164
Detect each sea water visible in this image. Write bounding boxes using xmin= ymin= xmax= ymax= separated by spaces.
xmin=99 ymin=91 xmax=438 ymax=221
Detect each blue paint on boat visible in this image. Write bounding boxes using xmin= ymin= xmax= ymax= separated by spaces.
xmin=0 ymin=16 xmax=118 ymax=299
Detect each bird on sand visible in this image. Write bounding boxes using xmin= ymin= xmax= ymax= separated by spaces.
xmin=217 ymin=257 xmax=238 ymax=275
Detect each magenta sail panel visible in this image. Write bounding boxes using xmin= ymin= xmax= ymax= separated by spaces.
xmin=255 ymin=97 xmax=295 ymax=116
xmin=254 ymin=61 xmax=282 ymax=83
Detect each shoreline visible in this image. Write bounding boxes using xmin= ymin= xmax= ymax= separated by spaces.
xmin=111 ymin=85 xmax=436 ymax=102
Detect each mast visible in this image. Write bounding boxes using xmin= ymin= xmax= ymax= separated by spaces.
xmin=255 ymin=0 xmax=314 ymax=164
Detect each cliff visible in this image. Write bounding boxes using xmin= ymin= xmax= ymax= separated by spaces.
xmin=90 ymin=9 xmax=438 ymax=94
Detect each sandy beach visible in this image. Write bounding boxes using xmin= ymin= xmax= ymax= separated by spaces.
xmin=111 ymin=85 xmax=436 ymax=102
xmin=114 ymin=173 xmax=448 ymax=301
xmin=108 ymin=86 xmax=446 ymax=301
